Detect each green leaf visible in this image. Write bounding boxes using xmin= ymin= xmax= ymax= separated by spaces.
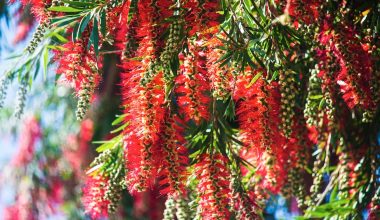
xmin=48 ymin=6 xmax=83 ymax=13
xmin=330 ymin=184 xmax=339 ymax=202
xmin=100 ymin=9 xmax=107 ymax=37
xmin=61 ymin=0 xmax=96 ymax=7
xmin=42 ymin=47 xmax=49 ymax=81
xmin=52 ymin=33 xmax=68 ymax=43
xmin=47 ymin=45 xmax=66 ymax=50
xmin=91 ymin=17 xmax=99 ymax=57
xmin=309 ymin=94 xmax=323 ymax=100
xmin=111 ymin=114 xmax=127 ymax=126
xmin=76 ymin=13 xmax=92 ymax=40
xmin=51 ymin=15 xmax=80 ymax=26
xmin=318 ymin=98 xmax=326 ymax=110
xmin=111 ymin=123 xmax=128 ymax=134
xmin=95 ymin=135 xmax=122 ymax=152
xmin=247 ymin=71 xmax=262 ymax=88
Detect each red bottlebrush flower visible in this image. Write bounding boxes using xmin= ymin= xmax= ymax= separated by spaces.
xmin=55 ymin=37 xmax=102 ymax=120
xmin=205 ymin=36 xmax=233 ymax=100
xmin=120 ymin=0 xmax=170 ymax=193
xmin=317 ymin=21 xmax=374 ymax=110
xmin=115 ymin=1 xmax=139 ymax=60
xmin=13 ymin=22 xmax=33 ymax=44
xmin=55 ymin=39 xmax=101 ymax=92
xmin=11 ymin=117 xmax=41 ymax=167
xmin=284 ymin=0 xmax=321 ymax=25
xmin=135 ymin=0 xmax=169 ymax=59
xmin=176 ymin=41 xmax=210 ymax=124
xmin=122 ymin=62 xmax=166 ymax=192
xmin=183 ymin=0 xmax=221 ymax=37
xmin=82 ymin=174 xmax=111 ymax=219
xmin=157 ymin=114 xmax=188 ymax=197
xmin=195 ymin=153 xmax=231 ymax=220
xmin=234 ymin=72 xmax=266 ymax=152
xmin=234 ymin=72 xmax=290 ymax=193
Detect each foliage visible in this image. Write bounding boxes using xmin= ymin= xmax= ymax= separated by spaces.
xmin=0 ymin=0 xmax=380 ymax=219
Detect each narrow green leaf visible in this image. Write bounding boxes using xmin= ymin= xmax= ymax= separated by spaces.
xmin=52 ymin=33 xmax=68 ymax=43
xmin=49 ymin=6 xmax=83 ymax=13
xmin=51 ymin=15 xmax=80 ymax=26
xmin=76 ymin=13 xmax=92 ymax=40
xmin=42 ymin=47 xmax=49 ymax=81
xmin=111 ymin=123 xmax=128 ymax=134
xmin=247 ymin=71 xmax=262 ymax=88
xmin=100 ymin=9 xmax=107 ymax=37
xmin=112 ymin=114 xmax=127 ymax=126
xmin=47 ymin=45 xmax=66 ymax=50
xmin=91 ymin=17 xmax=99 ymax=57
xmin=61 ymin=0 xmax=96 ymax=7
xmin=309 ymin=94 xmax=323 ymax=100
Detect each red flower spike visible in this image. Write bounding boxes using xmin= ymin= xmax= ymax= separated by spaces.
xmin=183 ymin=0 xmax=221 ymax=37
xmin=317 ymin=21 xmax=374 ymax=110
xmin=157 ymin=114 xmax=189 ymax=197
xmin=235 ymin=72 xmax=290 ymax=193
xmin=82 ymin=175 xmax=111 ymax=220
xmin=122 ymin=63 xmax=166 ymax=192
xmin=284 ymin=0 xmax=322 ymax=25
xmin=195 ymin=153 xmax=231 ymax=220
xmin=176 ymin=41 xmax=211 ymax=124
xmin=120 ymin=0 xmax=172 ymax=193
xmin=55 ymin=39 xmax=101 ymax=93
xmin=206 ymin=36 xmax=233 ymax=100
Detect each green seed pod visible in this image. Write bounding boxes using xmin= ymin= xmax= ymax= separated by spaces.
xmin=163 ymin=197 xmax=176 ymax=220
xmin=0 ymin=76 xmax=10 ymax=108
xmin=279 ymin=70 xmax=297 ymax=138
xmin=14 ymin=79 xmax=28 ymax=119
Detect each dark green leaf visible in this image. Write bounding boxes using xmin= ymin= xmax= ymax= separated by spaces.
xmin=91 ymin=17 xmax=99 ymax=57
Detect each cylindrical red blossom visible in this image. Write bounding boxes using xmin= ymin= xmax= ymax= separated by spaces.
xmin=317 ymin=21 xmax=374 ymax=110
xmin=234 ymin=73 xmax=266 ymax=154
xmin=235 ymin=72 xmax=290 ymax=193
xmin=55 ymin=39 xmax=101 ymax=92
xmin=157 ymin=114 xmax=189 ymax=197
xmin=135 ymin=0 xmax=171 ymax=59
xmin=11 ymin=117 xmax=41 ymax=167
xmin=115 ymin=3 xmax=140 ymax=60
xmin=82 ymin=174 xmax=111 ymax=219
xmin=206 ymin=36 xmax=233 ymax=100
xmin=229 ymin=169 xmax=260 ymax=219
xmin=122 ymin=60 xmax=166 ymax=193
xmin=175 ymin=41 xmax=211 ymax=124
xmin=284 ymin=0 xmax=322 ymax=25
xmin=195 ymin=153 xmax=231 ymax=220
xmin=120 ymin=0 xmax=171 ymax=193
xmin=183 ymin=0 xmax=221 ymax=37
xmin=288 ymin=114 xmax=314 ymax=169
xmin=29 ymin=0 xmax=49 ymax=21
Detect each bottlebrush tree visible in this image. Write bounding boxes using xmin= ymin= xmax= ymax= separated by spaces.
xmin=0 ymin=0 xmax=379 ymax=219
